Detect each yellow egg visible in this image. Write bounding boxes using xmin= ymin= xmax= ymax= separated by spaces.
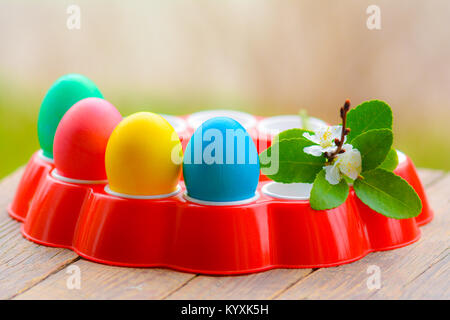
xmin=105 ymin=112 xmax=183 ymax=196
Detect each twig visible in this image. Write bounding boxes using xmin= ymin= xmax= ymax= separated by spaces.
xmin=324 ymin=99 xmax=351 ymax=163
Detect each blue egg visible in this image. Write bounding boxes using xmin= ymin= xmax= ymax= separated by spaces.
xmin=183 ymin=117 xmax=260 ymax=202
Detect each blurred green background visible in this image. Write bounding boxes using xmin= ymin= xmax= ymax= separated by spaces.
xmin=1 ymin=0 xmax=450 ymax=179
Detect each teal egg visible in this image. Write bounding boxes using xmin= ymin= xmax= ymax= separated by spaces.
xmin=37 ymin=74 xmax=104 ymax=159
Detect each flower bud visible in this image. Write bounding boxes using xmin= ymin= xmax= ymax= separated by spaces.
xmin=344 ymin=99 xmax=351 ymax=111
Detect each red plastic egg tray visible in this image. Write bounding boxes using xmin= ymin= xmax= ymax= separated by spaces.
xmin=8 ymin=113 xmax=433 ymax=275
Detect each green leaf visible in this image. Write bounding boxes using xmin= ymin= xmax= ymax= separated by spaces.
xmin=351 ymin=129 xmax=393 ymax=172
xmin=379 ymin=148 xmax=399 ymax=171
xmin=310 ymin=169 xmax=349 ymax=210
xmin=274 ymin=128 xmax=313 ymax=142
xmin=347 ymin=100 xmax=393 ymax=141
xmin=343 ymin=175 xmax=354 ymax=185
xmin=260 ymin=138 xmax=326 ymax=183
xmin=354 ymin=169 xmax=422 ymax=219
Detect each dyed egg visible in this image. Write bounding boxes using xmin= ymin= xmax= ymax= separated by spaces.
xmin=183 ymin=117 xmax=260 ymax=202
xmin=37 ymin=74 xmax=104 ymax=159
xmin=105 ymin=112 xmax=183 ymax=196
xmin=53 ymin=98 xmax=122 ymax=181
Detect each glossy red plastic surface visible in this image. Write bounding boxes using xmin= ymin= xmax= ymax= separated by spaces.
xmin=7 ymin=151 xmax=54 ymax=222
xmin=394 ymin=156 xmax=433 ymax=226
xmin=22 ymin=172 xmax=106 ymax=248
xmin=179 ymin=130 xmax=190 ymax=152
xmin=15 ymin=173 xmax=427 ymax=275
xmin=353 ymin=190 xmax=420 ymax=250
xmin=9 ymin=115 xmax=433 ymax=275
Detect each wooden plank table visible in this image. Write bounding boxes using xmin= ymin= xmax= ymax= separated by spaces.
xmin=0 ymin=168 xmax=448 ymax=300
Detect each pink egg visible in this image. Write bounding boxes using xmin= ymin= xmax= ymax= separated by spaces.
xmin=53 ymin=97 xmax=122 ymax=181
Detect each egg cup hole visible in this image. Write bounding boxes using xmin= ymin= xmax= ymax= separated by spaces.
xmin=183 ymin=192 xmax=260 ymax=206
xmin=187 ymin=110 xmax=257 ymax=130
xmin=51 ymin=169 xmax=108 ymax=185
xmin=396 ymin=150 xmax=407 ymax=164
xmin=257 ymin=115 xmax=327 ymax=137
xmin=104 ymin=184 xmax=182 ymax=200
xmin=37 ymin=149 xmax=55 ymax=164
xmin=261 ymin=182 xmax=312 ymax=200
xmin=160 ymin=114 xmax=188 ymax=134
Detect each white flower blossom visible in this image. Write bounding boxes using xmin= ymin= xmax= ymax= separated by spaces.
xmin=303 ymin=125 xmax=344 ymax=157
xmin=323 ymin=144 xmax=362 ymax=185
